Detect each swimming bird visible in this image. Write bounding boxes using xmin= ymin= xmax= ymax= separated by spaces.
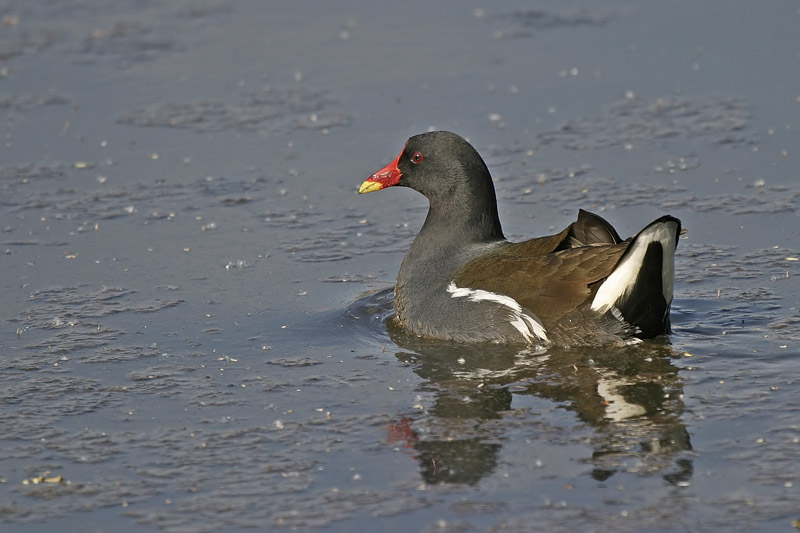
xmin=359 ymin=131 xmax=680 ymax=345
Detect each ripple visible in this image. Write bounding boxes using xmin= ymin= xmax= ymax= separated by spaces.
xmin=538 ymin=95 xmax=753 ymax=150
xmin=118 ymin=85 xmax=352 ymax=135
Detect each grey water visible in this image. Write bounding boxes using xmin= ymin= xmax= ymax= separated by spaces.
xmin=1 ymin=0 xmax=799 ymax=531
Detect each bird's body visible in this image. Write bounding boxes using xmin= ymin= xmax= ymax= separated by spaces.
xmin=360 ymin=131 xmax=680 ymax=346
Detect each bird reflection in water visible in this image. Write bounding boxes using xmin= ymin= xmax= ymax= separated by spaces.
xmin=385 ymin=322 xmax=693 ymax=486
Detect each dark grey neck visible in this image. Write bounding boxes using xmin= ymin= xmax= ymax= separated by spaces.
xmin=418 ymin=176 xmax=505 ymax=246
xmin=394 ymin=202 xmax=505 ymax=330
xmin=398 ymin=199 xmax=505 ymax=292
xmin=416 ymin=203 xmax=504 ymax=252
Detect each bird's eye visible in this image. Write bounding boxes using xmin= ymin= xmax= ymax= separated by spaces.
xmin=410 ymin=152 xmax=423 ymax=164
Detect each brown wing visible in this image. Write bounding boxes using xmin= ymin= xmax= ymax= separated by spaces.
xmin=505 ymin=226 xmax=573 ymax=256
xmin=454 ymin=242 xmax=628 ymax=324
xmin=558 ymin=209 xmax=624 ymax=248
xmin=508 ymin=209 xmax=623 ymax=256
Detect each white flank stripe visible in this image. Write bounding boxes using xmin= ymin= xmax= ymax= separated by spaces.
xmin=447 ymin=282 xmax=548 ymax=342
xmin=591 ymin=221 xmax=677 ymax=314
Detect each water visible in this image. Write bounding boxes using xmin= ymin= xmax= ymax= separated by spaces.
xmin=1 ymin=0 xmax=799 ymax=531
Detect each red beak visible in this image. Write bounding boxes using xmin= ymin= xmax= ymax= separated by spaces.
xmin=359 ymin=150 xmax=403 ymax=194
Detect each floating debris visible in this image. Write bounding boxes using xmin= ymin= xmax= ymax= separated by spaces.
xmin=22 ymin=473 xmax=69 ymax=485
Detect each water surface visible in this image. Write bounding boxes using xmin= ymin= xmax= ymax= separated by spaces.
xmin=1 ymin=1 xmax=799 ymax=531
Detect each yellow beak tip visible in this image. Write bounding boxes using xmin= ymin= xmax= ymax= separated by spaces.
xmin=358 ymin=181 xmax=383 ymax=194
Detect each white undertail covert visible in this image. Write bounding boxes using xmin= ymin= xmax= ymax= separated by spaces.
xmin=591 ymin=221 xmax=678 ymax=314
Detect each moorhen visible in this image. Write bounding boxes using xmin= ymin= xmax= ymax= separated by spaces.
xmin=359 ymin=131 xmax=680 ymax=345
